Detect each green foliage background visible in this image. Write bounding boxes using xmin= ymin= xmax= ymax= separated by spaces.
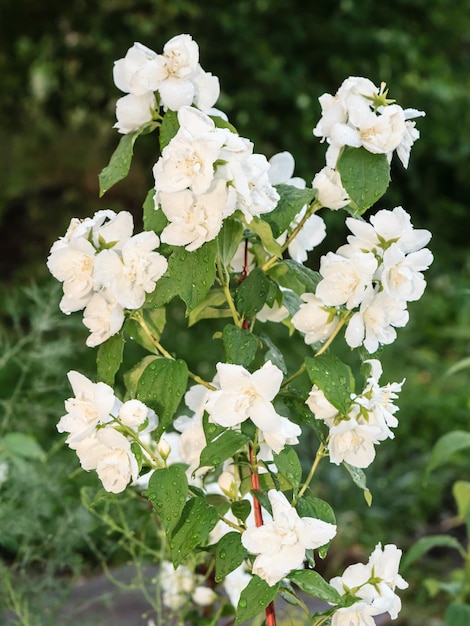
xmin=0 ymin=1 xmax=469 ymax=623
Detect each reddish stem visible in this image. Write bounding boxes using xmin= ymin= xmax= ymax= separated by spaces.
xmin=249 ymin=445 xmax=277 ymax=626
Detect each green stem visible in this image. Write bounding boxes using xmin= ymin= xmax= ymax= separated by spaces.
xmin=111 ymin=416 xmax=165 ymax=468
xmin=314 ymin=310 xmax=352 ymax=357
xmin=293 ymin=442 xmax=326 ymax=505
xmin=281 ymin=362 xmax=306 ymax=388
xmin=216 ymin=254 xmax=242 ymax=328
xmin=133 ymin=311 xmax=216 ymax=390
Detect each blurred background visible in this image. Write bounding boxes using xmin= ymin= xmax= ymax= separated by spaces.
xmin=0 ymin=1 xmax=469 ymax=624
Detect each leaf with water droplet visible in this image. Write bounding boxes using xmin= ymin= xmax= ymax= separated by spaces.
xmin=337 ymin=146 xmax=390 ymax=215
xmin=148 ymin=465 xmax=188 ymax=536
xmin=222 ymin=324 xmax=259 ymax=367
xmin=263 ymin=184 xmax=316 ymax=238
xmin=136 ymin=357 xmax=188 ymax=436
xmin=273 ymin=448 xmax=302 ymax=492
xmin=170 ymin=496 xmax=218 ymax=567
xmin=235 ymin=267 xmax=270 ymax=318
xmin=164 ymin=239 xmax=218 ymax=313
xmin=305 ymin=354 xmax=354 ymax=414
xmin=215 ymin=532 xmax=247 ymax=582
xmin=287 ymin=570 xmax=342 ymax=604
xmin=96 ymin=332 xmax=125 ymax=387
xmin=198 ymin=429 xmax=250 ymax=470
xmin=236 ymin=575 xmax=279 ymax=623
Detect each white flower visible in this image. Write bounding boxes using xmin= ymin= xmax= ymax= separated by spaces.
xmin=345 ymin=287 xmax=409 ymax=354
xmin=292 ymin=293 xmax=340 ymax=345
xmin=223 ymin=565 xmax=252 ymax=608
xmin=329 ymin=543 xmax=408 ymax=624
xmin=306 ymin=385 xmax=339 ymax=425
xmin=312 ymin=166 xmax=350 ymax=210
xmin=192 ymin=586 xmax=217 ymax=607
xmin=47 ymin=236 xmax=96 ymax=313
xmin=154 ymin=107 xmax=225 ymax=196
xmin=346 ymin=206 xmax=431 ymax=256
xmin=261 ymin=416 xmax=302 ymax=455
xmin=287 ymin=210 xmax=327 ymax=263
xmin=58 ymin=371 xmax=117 ymax=441
xmin=205 ymin=361 xmax=284 ymax=433
xmin=316 ymin=250 xmax=378 ymax=309
xmin=113 ymin=42 xmax=165 ymax=96
xmin=380 ymin=243 xmax=433 ymax=303
xmin=396 ymin=108 xmax=425 ymax=168
xmin=328 ymin=418 xmax=382 ymax=468
xmin=230 ymin=153 xmax=280 ymax=222
xmin=192 ymin=67 xmax=220 ymax=112
xmin=159 ymin=179 xmax=227 ymax=251
xmin=241 ymin=490 xmax=337 ymax=586
xmin=160 ymin=562 xmax=194 ymax=610
xmin=94 ymin=427 xmax=139 ymax=493
xmin=118 ymin=399 xmax=154 ymax=429
xmin=268 ymin=151 xmax=306 ymax=189
xmin=114 ymin=92 xmax=156 ymax=134
xmin=82 ymin=290 xmax=125 ymax=348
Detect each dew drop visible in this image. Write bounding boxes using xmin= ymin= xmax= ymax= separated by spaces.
xmin=219 ymin=549 xmax=226 ymax=560
xmin=238 ymin=598 xmax=247 ymax=608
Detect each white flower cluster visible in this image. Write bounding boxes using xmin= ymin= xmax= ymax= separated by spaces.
xmin=205 ymin=361 xmax=301 ymax=454
xmin=313 ymin=76 xmax=425 ymax=169
xmin=307 ymin=360 xmax=403 ymax=468
xmin=159 ymin=561 xmax=217 ymax=611
xmin=47 ymin=210 xmax=168 ymax=347
xmin=292 ymin=206 xmax=433 ymax=354
xmin=58 ymin=371 xmax=157 ymax=493
xmin=242 ymin=490 xmax=337 ymax=586
xmin=329 ymin=543 xmax=408 ymax=625
xmin=153 ymin=106 xmax=280 ymax=251
xmin=113 ymin=34 xmax=220 ymax=133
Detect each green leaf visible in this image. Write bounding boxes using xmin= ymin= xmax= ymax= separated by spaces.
xmin=147 ymin=465 xmax=188 ymax=535
xmin=202 ymin=412 xmax=226 ymax=444
xmin=343 ymin=463 xmax=372 ymax=505
xmin=218 ymin=217 xmax=244 ymax=269
xmin=287 ymin=570 xmax=342 ymax=604
xmin=145 ymin=274 xmax=179 ymax=309
xmin=2 ymin=433 xmax=45 ymax=461
xmin=198 ymin=430 xmax=250 ymax=469
xmin=96 ymin=332 xmax=125 ymax=386
xmin=265 ymin=184 xmax=316 ymax=238
xmin=337 ymin=146 xmax=390 ymax=214
xmin=188 ymin=289 xmax=229 ymax=326
xmin=136 ymin=358 xmax=188 ymax=435
xmin=236 ymin=575 xmax=279 ymax=623
xmin=99 ymin=126 xmax=152 ymax=196
xmin=273 ymin=448 xmax=302 ymax=492
xmin=143 ymin=188 xmax=168 ymax=235
xmin=170 ymin=496 xmax=218 ymax=567
xmin=305 ymin=354 xmax=354 ymax=414
xmin=159 ymin=110 xmax=180 ymax=151
xmin=259 ymin=333 xmax=287 ymax=374
xmin=236 ymin=267 xmax=270 ymax=318
xmin=222 ymin=324 xmax=259 ymax=367
xmin=166 ymin=240 xmax=218 ymax=313
xmin=295 ymin=496 xmax=336 ymax=526
xmin=268 ymin=259 xmax=321 ymax=295
xmin=249 ymin=217 xmax=283 ymax=258
xmin=124 ymin=308 xmax=166 ymax=353
xmin=427 ymin=431 xmax=470 ymax=474
xmin=402 ymin=535 xmax=465 ymax=571
xmin=445 ymin=602 xmax=470 ymax=626
xmin=210 ymin=114 xmax=238 ymax=134
xmin=453 ymin=481 xmax=470 ymax=519
xmin=215 ymin=532 xmax=247 ymax=582
xmin=123 ymin=355 xmax=157 ymax=397
xmin=231 ymin=499 xmax=251 ymax=523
